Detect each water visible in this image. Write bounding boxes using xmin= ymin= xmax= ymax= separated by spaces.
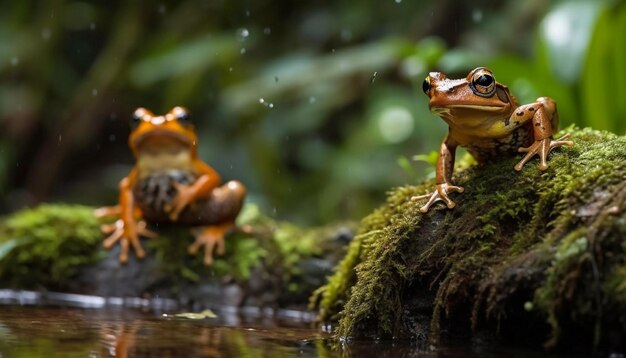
xmin=0 ymin=306 xmax=331 ymax=357
xmin=0 ymin=304 xmax=586 ymax=357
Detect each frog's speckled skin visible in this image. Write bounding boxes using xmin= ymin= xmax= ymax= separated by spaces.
xmin=95 ymin=107 xmax=246 ymax=265
xmin=413 ymin=67 xmax=574 ymax=212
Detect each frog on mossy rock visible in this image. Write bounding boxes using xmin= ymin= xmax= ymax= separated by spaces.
xmin=96 ymin=107 xmax=246 ymax=265
xmin=413 ymin=67 xmax=574 ymax=212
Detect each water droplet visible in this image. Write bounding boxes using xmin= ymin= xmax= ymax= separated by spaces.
xmin=263 ymin=27 xmax=271 ymax=35
xmin=58 ymin=134 xmax=62 ymax=142
xmin=41 ymin=28 xmax=51 ymax=40
xmin=308 ymin=96 xmax=316 ymax=104
xmin=92 ymin=88 xmax=98 ymax=96
xmin=331 ymin=48 xmax=336 ymax=53
xmin=10 ymin=57 xmax=19 ymax=66
xmin=240 ymin=48 xmax=246 ymax=54
xmin=259 ymin=98 xmax=274 ymax=108
xmin=158 ymin=4 xmax=166 ymax=14
xmin=229 ymin=67 xmax=234 ymax=72
xmin=370 ymin=71 xmax=378 ymax=84
xmin=237 ymin=28 xmax=249 ymax=41
xmin=245 ymin=10 xmax=250 ymax=17
xmin=90 ymin=22 xmax=96 ymax=30
xmin=395 ymin=0 xmax=402 ymax=3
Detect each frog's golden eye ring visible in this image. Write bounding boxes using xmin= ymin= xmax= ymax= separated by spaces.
xmin=469 ymin=68 xmax=496 ymax=97
xmin=422 ymin=76 xmax=431 ymax=95
xmin=172 ymin=106 xmax=192 ymax=126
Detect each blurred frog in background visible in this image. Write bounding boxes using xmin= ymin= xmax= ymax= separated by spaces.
xmin=413 ymin=67 xmax=573 ymax=212
xmin=96 ymin=107 xmax=246 ymax=265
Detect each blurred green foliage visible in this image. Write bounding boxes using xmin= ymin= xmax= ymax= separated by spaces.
xmin=0 ymin=0 xmax=623 ymax=224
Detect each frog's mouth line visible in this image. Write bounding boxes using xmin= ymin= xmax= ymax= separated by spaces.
xmin=431 ymin=104 xmax=506 ymax=114
xmin=132 ymin=129 xmax=193 ymax=148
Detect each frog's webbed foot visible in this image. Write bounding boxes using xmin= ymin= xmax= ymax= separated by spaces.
xmin=514 ymin=134 xmax=574 ymax=171
xmin=188 ymin=223 xmax=234 ymax=266
xmin=101 ymin=219 xmax=157 ymax=263
xmin=411 ymin=183 xmax=464 ymax=213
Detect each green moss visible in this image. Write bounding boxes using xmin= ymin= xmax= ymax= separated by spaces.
xmin=0 ymin=202 xmax=348 ymax=302
xmin=315 ymin=128 xmax=626 ymax=349
xmin=0 ymin=204 xmax=103 ymax=289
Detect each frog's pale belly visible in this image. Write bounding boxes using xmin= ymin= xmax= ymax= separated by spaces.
xmin=133 ymin=170 xmax=242 ymax=225
xmin=455 ymin=123 xmax=534 ymax=163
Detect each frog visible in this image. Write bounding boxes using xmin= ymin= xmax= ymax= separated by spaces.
xmin=412 ymin=67 xmax=574 ymax=212
xmin=95 ymin=107 xmax=246 ymax=265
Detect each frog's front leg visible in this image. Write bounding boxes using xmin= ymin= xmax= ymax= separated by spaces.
xmin=97 ymin=172 xmax=157 ymax=263
xmin=511 ymin=97 xmax=574 ymax=171
xmin=411 ymin=133 xmax=464 ymax=213
xmin=165 ymin=160 xmax=221 ymax=221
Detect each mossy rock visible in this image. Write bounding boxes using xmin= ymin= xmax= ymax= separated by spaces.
xmin=313 ymin=128 xmax=626 ymax=350
xmin=0 ymin=203 xmax=352 ymax=308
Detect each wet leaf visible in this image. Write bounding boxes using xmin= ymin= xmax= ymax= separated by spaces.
xmin=171 ymin=309 xmax=217 ymax=320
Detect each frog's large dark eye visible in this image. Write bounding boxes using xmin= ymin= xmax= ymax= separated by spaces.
xmin=131 ymin=108 xmax=145 ymax=129
xmin=172 ymin=106 xmax=191 ymax=125
xmin=422 ymin=76 xmax=431 ymax=95
xmin=470 ymin=68 xmax=496 ymax=97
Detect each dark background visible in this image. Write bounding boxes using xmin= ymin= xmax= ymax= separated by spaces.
xmin=1 ymin=0 xmax=624 ymax=224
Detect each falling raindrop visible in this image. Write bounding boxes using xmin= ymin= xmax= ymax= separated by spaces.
xmin=274 ymin=76 xmax=279 ymax=83
xmin=237 ymin=28 xmax=249 ymax=41
xmin=90 ymin=22 xmax=96 ymax=30
xmin=263 ymin=27 xmax=271 ymax=35
xmin=308 ymin=96 xmax=316 ymax=104
xmin=58 ymin=134 xmax=62 ymax=142
xmin=10 ymin=57 xmax=19 ymax=66
xmin=229 ymin=67 xmax=233 ymax=72
xmin=370 ymin=71 xmax=378 ymax=84
xmin=395 ymin=0 xmax=402 ymax=3
xmin=240 ymin=48 xmax=246 ymax=54
xmin=109 ymin=134 xmax=116 ymax=142
xmin=92 ymin=88 xmax=98 ymax=96
xmin=158 ymin=4 xmax=166 ymax=14
xmin=259 ymin=98 xmax=274 ymax=108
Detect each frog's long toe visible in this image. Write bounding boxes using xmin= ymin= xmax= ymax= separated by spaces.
xmin=188 ymin=224 xmax=233 ymax=266
xmin=515 ymin=135 xmax=574 ymax=171
xmin=101 ymin=219 xmax=156 ymax=263
xmin=412 ymin=184 xmax=463 ymax=213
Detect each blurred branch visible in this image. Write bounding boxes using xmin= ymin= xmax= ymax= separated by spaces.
xmin=26 ymin=1 xmax=144 ymax=200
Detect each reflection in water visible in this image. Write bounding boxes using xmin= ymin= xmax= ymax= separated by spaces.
xmin=0 ymin=306 xmax=572 ymax=357
xmin=0 ymin=306 xmax=334 ymax=357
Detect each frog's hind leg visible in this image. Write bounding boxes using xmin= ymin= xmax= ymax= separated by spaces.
xmin=188 ymin=223 xmax=235 ymax=265
xmin=513 ymin=97 xmax=574 ymax=171
xmin=187 ymin=180 xmax=246 ymax=266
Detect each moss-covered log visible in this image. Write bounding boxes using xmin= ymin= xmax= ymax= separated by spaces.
xmin=0 ymin=203 xmax=353 ymax=308
xmin=313 ymin=128 xmax=626 ymax=350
